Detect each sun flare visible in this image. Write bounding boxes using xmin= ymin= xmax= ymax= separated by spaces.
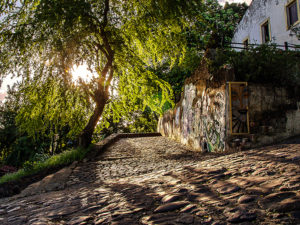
xmin=71 ymin=65 xmax=94 ymax=83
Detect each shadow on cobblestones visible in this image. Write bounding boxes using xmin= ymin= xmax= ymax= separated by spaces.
xmin=1 ymin=136 xmax=300 ymax=224
xmin=109 ymin=183 xmax=160 ymax=212
xmin=161 ymin=152 xmax=224 ymax=161
xmin=248 ymin=152 xmax=300 ymax=166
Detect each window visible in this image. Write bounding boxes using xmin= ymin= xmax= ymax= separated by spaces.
xmin=243 ymin=38 xmax=249 ymax=49
xmin=261 ymin=20 xmax=270 ymax=43
xmin=286 ymin=0 xmax=299 ymax=28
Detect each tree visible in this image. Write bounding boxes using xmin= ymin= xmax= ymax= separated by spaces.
xmin=223 ymin=2 xmax=248 ymax=41
xmin=0 ymin=77 xmax=92 ymax=166
xmin=15 ymin=77 xmax=91 ymax=152
xmin=0 ymin=87 xmax=20 ymax=160
xmin=224 ymin=2 xmax=248 ymax=22
xmin=1 ymin=0 xmax=213 ymax=147
xmin=193 ymin=0 xmax=248 ymax=48
xmin=152 ymin=0 xmax=248 ymax=103
xmin=0 ymin=86 xmax=39 ymax=167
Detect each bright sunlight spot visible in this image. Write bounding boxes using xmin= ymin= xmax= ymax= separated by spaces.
xmin=71 ymin=64 xmax=94 ymax=83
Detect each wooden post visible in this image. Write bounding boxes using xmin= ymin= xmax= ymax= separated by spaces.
xmin=284 ymin=42 xmax=288 ymax=51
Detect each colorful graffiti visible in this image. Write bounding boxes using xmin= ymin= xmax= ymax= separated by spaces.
xmin=229 ymin=82 xmax=249 ymax=134
xmin=202 ymin=90 xmax=226 ymax=152
xmin=203 ymin=118 xmax=224 ymax=152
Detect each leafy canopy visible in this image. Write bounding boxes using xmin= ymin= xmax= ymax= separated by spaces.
xmin=0 ymin=0 xmax=216 ymax=144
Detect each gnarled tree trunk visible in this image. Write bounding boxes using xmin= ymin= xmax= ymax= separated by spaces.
xmin=78 ymin=88 xmax=107 ymax=148
xmin=78 ymin=0 xmax=114 ymax=148
xmin=78 ymin=65 xmax=112 ymax=148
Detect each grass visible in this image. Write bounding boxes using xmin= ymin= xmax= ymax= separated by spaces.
xmin=0 ymin=147 xmax=90 ymax=184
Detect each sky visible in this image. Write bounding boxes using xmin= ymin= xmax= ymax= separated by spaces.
xmin=219 ymin=0 xmax=252 ymax=5
xmin=0 ymin=0 xmax=252 ymax=99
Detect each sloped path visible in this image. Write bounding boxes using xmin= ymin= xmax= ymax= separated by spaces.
xmin=0 ymin=137 xmax=300 ymax=224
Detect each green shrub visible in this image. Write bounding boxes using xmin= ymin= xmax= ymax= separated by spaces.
xmin=0 ymin=169 xmax=28 ymax=184
xmin=210 ymin=45 xmax=300 ymax=86
xmin=22 ymin=161 xmax=37 ymax=172
xmin=0 ymin=147 xmax=89 ymax=184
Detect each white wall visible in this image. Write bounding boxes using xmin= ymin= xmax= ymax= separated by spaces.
xmin=232 ymin=0 xmax=300 ymax=48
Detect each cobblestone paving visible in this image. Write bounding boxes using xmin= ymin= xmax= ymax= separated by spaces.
xmin=0 ymin=136 xmax=300 ymax=224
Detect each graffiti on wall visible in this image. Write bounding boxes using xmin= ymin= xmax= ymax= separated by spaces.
xmin=158 ymin=82 xmax=226 ymax=152
xmin=203 ymin=118 xmax=224 ymax=152
xmin=229 ymin=82 xmax=250 ymax=134
xmin=175 ymin=107 xmax=181 ymax=127
xmin=181 ymin=84 xmax=196 ymax=140
xmin=181 ymin=84 xmax=226 ymax=152
xmin=202 ymin=90 xmax=226 ymax=152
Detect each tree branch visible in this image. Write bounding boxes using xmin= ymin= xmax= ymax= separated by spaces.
xmin=100 ymin=0 xmax=114 ymax=57
xmin=95 ymin=43 xmax=108 ymax=58
xmin=98 ymin=59 xmax=112 ymax=90
xmin=102 ymin=0 xmax=109 ymax=28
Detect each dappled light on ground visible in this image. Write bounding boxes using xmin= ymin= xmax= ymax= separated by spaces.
xmin=0 ymin=136 xmax=299 ymax=224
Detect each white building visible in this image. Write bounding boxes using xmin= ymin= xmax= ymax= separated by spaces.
xmin=232 ymin=0 xmax=300 ymax=49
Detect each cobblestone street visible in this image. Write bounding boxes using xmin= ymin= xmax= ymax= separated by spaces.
xmin=0 ymin=136 xmax=300 ymax=224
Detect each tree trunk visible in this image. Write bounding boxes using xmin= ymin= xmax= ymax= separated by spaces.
xmin=78 ymin=89 xmax=107 ymax=148
xmin=78 ymin=57 xmax=113 ymax=148
xmin=78 ymin=0 xmax=113 ymax=148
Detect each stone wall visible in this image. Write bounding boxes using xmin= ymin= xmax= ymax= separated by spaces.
xmin=245 ymin=85 xmax=300 ymax=147
xmin=158 ymin=63 xmax=231 ymax=153
xmin=158 ymin=62 xmax=300 ymax=152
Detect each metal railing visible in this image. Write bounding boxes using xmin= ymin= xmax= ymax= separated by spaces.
xmin=228 ymin=41 xmax=300 ymax=51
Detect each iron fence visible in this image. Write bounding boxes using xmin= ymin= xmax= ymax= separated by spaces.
xmin=228 ymin=41 xmax=300 ymax=51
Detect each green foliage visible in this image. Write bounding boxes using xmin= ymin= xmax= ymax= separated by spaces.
xmin=291 ymin=25 xmax=300 ymax=41
xmin=0 ymin=87 xmax=38 ymax=167
xmin=224 ymin=2 xmax=248 ymax=23
xmin=1 ymin=0 xmax=194 ymax=144
xmin=23 ymin=153 xmax=50 ymax=171
xmin=0 ymin=169 xmax=27 ymax=184
xmin=0 ymin=0 xmax=247 ymax=150
xmin=5 ymin=136 xmax=37 ymax=168
xmin=0 ymin=80 xmax=88 ymax=167
xmin=95 ymin=108 xmax=158 ymax=139
xmin=0 ymin=90 xmax=19 ymax=161
xmin=123 ymin=107 xmax=158 ymax=133
xmin=150 ymin=1 xmax=248 ymax=103
xmin=22 ymin=160 xmax=37 ymax=172
xmin=210 ymin=45 xmax=300 ymax=85
xmin=153 ymin=55 xmax=201 ymax=103
xmin=184 ymin=0 xmax=248 ymax=49
xmin=15 ymin=77 xmax=91 ymax=150
xmin=223 ymin=2 xmax=248 ymax=41
xmin=0 ymin=147 xmax=88 ymax=184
